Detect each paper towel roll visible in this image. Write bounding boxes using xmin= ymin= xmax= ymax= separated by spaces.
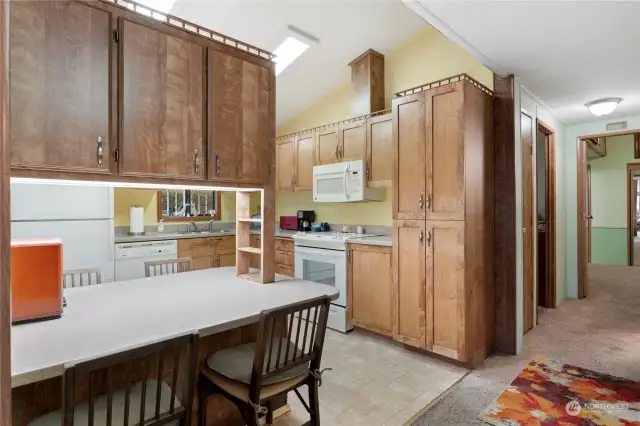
xmin=129 ymin=206 xmax=145 ymax=235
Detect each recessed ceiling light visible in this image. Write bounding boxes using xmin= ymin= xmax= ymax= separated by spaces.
xmin=585 ymin=98 xmax=622 ymax=117
xmin=273 ymin=26 xmax=318 ymax=76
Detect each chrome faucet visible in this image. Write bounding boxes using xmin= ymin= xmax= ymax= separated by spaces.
xmin=207 ymin=219 xmax=216 ymax=232
xmin=189 ymin=222 xmax=198 ymax=232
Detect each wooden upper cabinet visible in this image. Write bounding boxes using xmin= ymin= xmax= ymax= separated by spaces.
xmin=295 ymin=133 xmax=316 ymax=191
xmin=348 ymin=244 xmax=393 ymax=336
xmin=316 ymin=128 xmax=340 ymax=165
xmin=209 ymin=49 xmax=270 ymax=184
xmin=425 ymin=83 xmax=465 ymax=220
xmin=425 ymin=220 xmax=464 ymax=359
xmin=119 ymin=18 xmax=205 ymax=179
xmin=393 ymin=93 xmax=426 ymax=220
xmin=366 ymin=113 xmax=392 ymax=187
xmin=338 ymin=120 xmax=366 ymax=162
xmin=392 ymin=220 xmax=426 ymax=349
xmin=276 ymin=137 xmax=295 ymax=191
xmin=10 ymin=1 xmax=112 ymax=173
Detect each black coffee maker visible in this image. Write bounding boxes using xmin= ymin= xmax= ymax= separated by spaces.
xmin=297 ymin=210 xmax=315 ymax=231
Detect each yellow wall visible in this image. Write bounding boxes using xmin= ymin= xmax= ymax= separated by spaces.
xmin=277 ymin=26 xmax=493 ymax=136
xmin=275 ymin=25 xmax=494 ymax=226
xmin=114 ymin=189 xmax=260 ymax=226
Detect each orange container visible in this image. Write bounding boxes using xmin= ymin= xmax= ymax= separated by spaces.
xmin=11 ymin=239 xmax=63 ymax=324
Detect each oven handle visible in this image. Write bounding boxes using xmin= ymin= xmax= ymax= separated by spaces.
xmin=342 ymin=165 xmax=349 ymax=200
xmin=294 ymin=245 xmax=345 ymax=258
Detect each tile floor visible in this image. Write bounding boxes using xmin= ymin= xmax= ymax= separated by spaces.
xmin=273 ymin=328 xmax=468 ymax=426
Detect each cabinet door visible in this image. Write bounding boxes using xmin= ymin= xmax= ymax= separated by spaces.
xmin=426 ymin=83 xmax=465 ymax=220
xmin=295 ymin=133 xmax=316 ymax=190
xmin=393 ymin=93 xmax=426 ymax=220
xmin=276 ymin=137 xmax=295 ymax=191
xmin=192 ymin=256 xmax=215 ymax=271
xmin=348 ymin=244 xmax=393 ymax=336
xmin=120 ymin=18 xmax=205 ymax=179
xmin=316 ymin=128 xmax=340 ymax=165
xmin=216 ymin=248 xmax=236 ymax=267
xmin=392 ymin=220 xmax=426 ymax=348
xmin=366 ymin=113 xmax=392 ymax=187
xmin=425 ymin=220 xmax=464 ymax=360
xmin=209 ymin=50 xmax=270 ymax=184
xmin=10 ymin=1 xmax=112 ymax=173
xmin=338 ymin=120 xmax=366 ymax=162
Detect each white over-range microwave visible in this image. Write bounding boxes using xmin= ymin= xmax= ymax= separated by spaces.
xmin=312 ymin=160 xmax=384 ymax=203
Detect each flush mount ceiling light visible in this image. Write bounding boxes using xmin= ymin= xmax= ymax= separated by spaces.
xmin=585 ymin=98 xmax=622 ymax=117
xmin=273 ymin=26 xmax=318 ymax=76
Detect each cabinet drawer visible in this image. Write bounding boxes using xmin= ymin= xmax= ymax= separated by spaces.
xmin=212 ymin=236 xmax=235 ymax=250
xmin=276 ymin=264 xmax=294 ymax=277
xmin=275 ymin=238 xmax=294 ymax=252
xmin=178 ymin=238 xmax=212 ymax=258
xmin=275 ymin=250 xmax=294 ymax=266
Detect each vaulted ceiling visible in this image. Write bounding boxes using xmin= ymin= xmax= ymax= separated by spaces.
xmin=170 ymin=0 xmax=425 ymax=126
xmin=405 ymin=0 xmax=640 ymax=124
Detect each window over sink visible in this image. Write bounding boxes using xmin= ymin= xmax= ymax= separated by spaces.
xmin=157 ymin=190 xmax=221 ymax=222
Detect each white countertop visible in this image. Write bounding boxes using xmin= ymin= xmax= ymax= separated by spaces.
xmin=347 ymin=235 xmax=393 ymax=247
xmin=11 ymin=267 xmax=338 ymax=388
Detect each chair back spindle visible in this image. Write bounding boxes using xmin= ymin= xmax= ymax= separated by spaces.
xmin=144 ymin=258 xmax=192 ymax=278
xmin=63 ymin=268 xmax=102 ymax=289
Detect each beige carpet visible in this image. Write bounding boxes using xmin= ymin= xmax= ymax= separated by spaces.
xmin=411 ymin=264 xmax=640 ymax=426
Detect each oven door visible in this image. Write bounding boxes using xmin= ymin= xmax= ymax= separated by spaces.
xmin=294 ymin=245 xmax=347 ymax=307
xmin=313 ymin=162 xmax=349 ymax=203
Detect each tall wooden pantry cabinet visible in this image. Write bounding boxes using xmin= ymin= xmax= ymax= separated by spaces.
xmin=392 ymin=75 xmax=494 ymax=366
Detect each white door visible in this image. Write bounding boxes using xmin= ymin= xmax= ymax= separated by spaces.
xmin=295 ymin=246 xmax=347 ymax=307
xmin=11 ymin=219 xmax=115 ymax=282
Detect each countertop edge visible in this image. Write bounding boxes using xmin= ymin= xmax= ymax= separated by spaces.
xmin=347 ymin=237 xmax=393 ymax=247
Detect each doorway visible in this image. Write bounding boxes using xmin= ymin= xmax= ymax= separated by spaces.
xmin=521 ymin=112 xmax=535 ymax=333
xmin=536 ymin=120 xmax=557 ymax=309
xmin=626 ymin=164 xmax=640 ymax=266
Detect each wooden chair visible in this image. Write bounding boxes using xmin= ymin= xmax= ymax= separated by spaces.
xmin=63 ymin=268 xmax=102 ymax=289
xmin=145 ymin=257 xmax=192 ymax=278
xmin=198 ymin=296 xmax=331 ymax=426
xmin=30 ymin=331 xmax=199 ymax=426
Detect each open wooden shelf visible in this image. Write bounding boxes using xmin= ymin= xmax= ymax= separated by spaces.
xmin=238 ymin=246 xmax=261 ymax=254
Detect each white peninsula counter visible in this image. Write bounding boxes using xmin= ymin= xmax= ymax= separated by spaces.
xmin=12 ymin=267 xmax=338 ymax=388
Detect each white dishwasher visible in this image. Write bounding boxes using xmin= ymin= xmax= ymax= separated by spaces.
xmin=115 ymin=240 xmax=178 ymax=281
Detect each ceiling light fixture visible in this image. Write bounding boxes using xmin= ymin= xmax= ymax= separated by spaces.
xmin=585 ymin=98 xmax=622 ymax=117
xmin=273 ymin=26 xmax=318 ymax=76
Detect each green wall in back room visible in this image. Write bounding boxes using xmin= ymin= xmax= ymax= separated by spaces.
xmin=590 ymin=227 xmax=627 ymax=266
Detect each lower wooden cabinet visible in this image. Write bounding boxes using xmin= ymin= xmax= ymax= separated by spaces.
xmin=249 ymin=236 xmax=294 ymax=276
xmin=392 ymin=219 xmax=493 ymax=366
xmin=178 ymin=236 xmax=236 ymax=271
xmin=347 ymin=243 xmax=393 ymax=336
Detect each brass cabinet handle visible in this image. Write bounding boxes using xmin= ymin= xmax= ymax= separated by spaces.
xmin=215 ymin=152 xmax=221 ymax=176
xmin=419 ymin=194 xmax=424 ymax=210
xmin=97 ymin=136 xmax=104 ymax=167
xmin=426 ymin=193 xmax=432 ymax=211
xmin=193 ymin=149 xmax=200 ymax=175
xmin=419 ymin=230 xmax=424 ymax=246
xmin=426 ymin=230 xmax=432 ymax=247
xmin=335 ymin=144 xmax=339 ymax=159
xmin=366 ymin=164 xmax=370 ymax=180
xmin=347 ymin=250 xmax=352 ymax=263
xmin=216 ymin=255 xmax=220 ymax=266
xmin=339 ymin=144 xmax=344 ymax=158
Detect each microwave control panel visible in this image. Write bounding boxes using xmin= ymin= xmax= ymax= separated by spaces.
xmin=348 ymin=170 xmax=361 ymax=193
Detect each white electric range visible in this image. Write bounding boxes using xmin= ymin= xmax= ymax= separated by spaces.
xmin=292 ymin=231 xmax=381 ymax=333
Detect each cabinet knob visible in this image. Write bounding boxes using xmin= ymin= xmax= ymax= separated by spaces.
xmin=193 ymin=149 xmax=200 ymax=175
xmin=215 ymin=152 xmax=221 ymax=176
xmin=96 ymin=136 xmax=104 ymax=167
xmin=366 ymin=164 xmax=370 ymax=180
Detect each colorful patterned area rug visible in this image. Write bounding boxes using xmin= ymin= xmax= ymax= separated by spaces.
xmin=478 ymin=356 xmax=640 ymax=425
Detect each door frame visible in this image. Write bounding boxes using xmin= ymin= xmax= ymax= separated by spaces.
xmin=521 ymin=110 xmax=535 ymax=333
xmin=626 ymin=163 xmax=640 ymax=266
xmin=576 ymin=128 xmax=640 ymax=298
xmin=537 ymin=119 xmax=557 ymax=308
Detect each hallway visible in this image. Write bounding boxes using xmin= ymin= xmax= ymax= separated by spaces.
xmin=412 ymin=263 xmax=640 ymax=425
